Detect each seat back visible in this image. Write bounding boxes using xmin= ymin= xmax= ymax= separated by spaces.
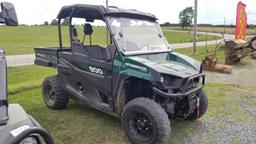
xmin=83 ymin=23 xmax=93 ymax=45
xmin=85 ymin=45 xmax=109 ymax=61
xmin=84 ymin=23 xmax=93 ymax=35
xmin=82 ymin=24 xmax=116 ymax=61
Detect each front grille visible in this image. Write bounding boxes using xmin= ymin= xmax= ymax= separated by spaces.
xmin=183 ymin=73 xmax=205 ymax=93
xmin=185 ymin=81 xmax=198 ymax=92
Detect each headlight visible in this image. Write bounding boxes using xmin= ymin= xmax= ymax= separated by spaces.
xmin=160 ymin=74 xmax=173 ymax=85
xmin=194 ymin=75 xmax=206 ymax=85
xmin=160 ymin=74 xmax=183 ymax=87
xmin=160 ymin=76 xmax=164 ymax=83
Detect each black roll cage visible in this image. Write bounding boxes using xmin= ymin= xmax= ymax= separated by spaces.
xmin=56 ymin=4 xmax=157 ymax=56
xmin=57 ymin=10 xmax=121 ymax=57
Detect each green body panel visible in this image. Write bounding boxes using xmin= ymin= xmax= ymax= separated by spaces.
xmin=169 ymin=52 xmax=200 ymax=70
xmin=73 ymin=62 xmax=90 ymax=71
xmin=113 ymin=51 xmax=201 ymax=81
xmin=113 ymin=55 xmax=153 ymax=80
xmin=72 ymin=62 xmax=104 ymax=76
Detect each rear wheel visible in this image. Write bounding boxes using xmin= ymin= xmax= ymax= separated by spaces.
xmin=42 ymin=76 xmax=69 ymax=109
xmin=249 ymin=36 xmax=256 ymax=50
xmin=122 ymin=98 xmax=171 ymax=144
xmin=187 ymin=90 xmax=208 ymax=121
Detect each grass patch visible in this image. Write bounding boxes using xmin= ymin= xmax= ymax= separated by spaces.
xmin=7 ymin=65 xmax=256 ymax=143
xmin=163 ymin=26 xmax=256 ymax=35
xmin=164 ymin=31 xmax=219 ymax=44
xmin=0 ymin=26 xmax=108 ymax=55
xmin=174 ymin=45 xmax=225 ymax=63
xmin=9 ymin=81 xmax=254 ymax=144
xmin=0 ymin=26 xmax=219 ymax=55
xmin=7 ymin=65 xmax=56 ymax=95
xmin=9 ymin=88 xmax=129 ymax=144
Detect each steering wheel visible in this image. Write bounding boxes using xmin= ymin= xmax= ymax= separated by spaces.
xmin=10 ymin=127 xmax=54 ymax=144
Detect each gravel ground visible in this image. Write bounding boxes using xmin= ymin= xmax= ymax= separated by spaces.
xmin=252 ymin=95 xmax=256 ymax=102
xmin=173 ymin=60 xmax=256 ymax=144
xmin=205 ymin=59 xmax=256 ymax=85
xmin=174 ymin=112 xmax=256 ymax=144
xmin=213 ymin=122 xmax=256 ymax=144
xmin=207 ymin=60 xmax=256 ymax=144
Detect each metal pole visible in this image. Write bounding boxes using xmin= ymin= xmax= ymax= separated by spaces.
xmin=206 ymin=32 xmax=208 ymax=53
xmin=224 ymin=17 xmax=226 ymax=34
xmin=193 ymin=0 xmax=198 ymax=55
xmin=106 ymin=0 xmax=109 ymax=45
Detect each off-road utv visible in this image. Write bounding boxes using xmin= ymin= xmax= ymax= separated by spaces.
xmin=35 ymin=4 xmax=208 ymax=144
xmin=0 ymin=2 xmax=54 ymax=144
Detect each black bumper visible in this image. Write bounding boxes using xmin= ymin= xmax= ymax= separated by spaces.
xmin=153 ymin=73 xmax=206 ymax=98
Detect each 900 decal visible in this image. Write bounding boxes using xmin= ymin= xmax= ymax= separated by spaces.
xmin=89 ymin=66 xmax=103 ymax=75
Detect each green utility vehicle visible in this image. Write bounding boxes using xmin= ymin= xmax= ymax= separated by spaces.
xmin=35 ymin=4 xmax=208 ymax=144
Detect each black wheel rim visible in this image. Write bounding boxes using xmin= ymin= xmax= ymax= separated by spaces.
xmin=252 ymin=40 xmax=256 ymax=49
xmin=45 ymin=85 xmax=55 ymax=105
xmin=128 ymin=111 xmax=154 ymax=142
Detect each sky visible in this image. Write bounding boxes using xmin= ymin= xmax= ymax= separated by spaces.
xmin=2 ymin=0 xmax=256 ymax=25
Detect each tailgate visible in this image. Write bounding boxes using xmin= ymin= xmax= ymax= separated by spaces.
xmin=34 ymin=48 xmax=58 ymax=67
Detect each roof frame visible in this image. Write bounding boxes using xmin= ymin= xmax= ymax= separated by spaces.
xmin=57 ymin=4 xmax=157 ymax=21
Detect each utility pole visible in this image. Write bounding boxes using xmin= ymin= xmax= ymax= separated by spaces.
xmin=193 ymin=0 xmax=198 ymax=55
xmin=106 ymin=0 xmax=109 ymax=45
xmin=224 ymin=17 xmax=226 ymax=34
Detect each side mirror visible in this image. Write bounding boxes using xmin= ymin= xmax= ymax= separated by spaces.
xmin=0 ymin=2 xmax=18 ymax=26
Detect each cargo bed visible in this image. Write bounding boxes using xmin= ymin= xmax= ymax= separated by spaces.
xmin=34 ymin=47 xmax=59 ymax=67
xmin=34 ymin=47 xmax=72 ymax=67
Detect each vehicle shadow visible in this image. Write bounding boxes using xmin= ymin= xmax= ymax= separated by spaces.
xmin=66 ymin=100 xmax=206 ymax=144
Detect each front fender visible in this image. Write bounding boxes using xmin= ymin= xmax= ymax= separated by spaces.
xmin=113 ymin=55 xmax=153 ymax=81
xmin=169 ymin=52 xmax=202 ymax=72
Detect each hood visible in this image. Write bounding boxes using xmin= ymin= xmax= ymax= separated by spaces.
xmin=127 ymin=52 xmax=201 ymax=78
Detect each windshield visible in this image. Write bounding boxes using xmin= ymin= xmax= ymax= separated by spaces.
xmin=108 ymin=17 xmax=171 ymax=55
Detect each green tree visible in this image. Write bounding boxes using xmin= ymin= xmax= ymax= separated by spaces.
xmin=61 ymin=18 xmax=69 ymax=26
xmin=50 ymin=19 xmax=58 ymax=26
xmin=179 ymin=7 xmax=193 ymax=30
xmin=162 ymin=22 xmax=171 ymax=26
xmin=43 ymin=21 xmax=49 ymax=26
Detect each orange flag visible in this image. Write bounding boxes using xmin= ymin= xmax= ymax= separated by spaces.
xmin=235 ymin=1 xmax=247 ymax=40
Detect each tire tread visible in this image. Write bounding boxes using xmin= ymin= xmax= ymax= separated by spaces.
xmin=122 ymin=98 xmax=171 ymax=144
xmin=42 ymin=75 xmax=69 ymax=109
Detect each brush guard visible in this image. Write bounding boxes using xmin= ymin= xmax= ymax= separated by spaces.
xmin=153 ymin=73 xmax=206 ymax=98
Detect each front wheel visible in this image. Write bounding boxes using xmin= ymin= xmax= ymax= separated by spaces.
xmin=42 ymin=75 xmax=69 ymax=110
xmin=249 ymin=36 xmax=256 ymax=50
xmin=122 ymin=98 xmax=171 ymax=144
xmin=187 ymin=90 xmax=208 ymax=121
